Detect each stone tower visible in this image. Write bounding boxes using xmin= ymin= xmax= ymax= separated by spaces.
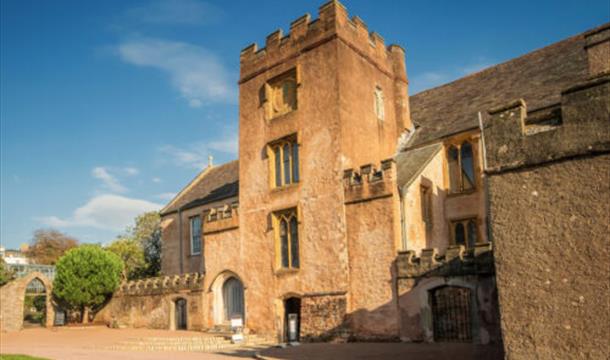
xmin=237 ymin=0 xmax=409 ymax=337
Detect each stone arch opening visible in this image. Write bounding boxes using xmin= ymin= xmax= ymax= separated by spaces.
xmin=209 ymin=270 xmax=245 ymax=326
xmin=283 ymin=296 xmax=301 ymax=343
xmin=23 ymin=277 xmax=47 ymax=327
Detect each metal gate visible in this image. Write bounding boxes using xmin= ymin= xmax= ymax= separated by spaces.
xmin=430 ymin=286 xmax=472 ymax=342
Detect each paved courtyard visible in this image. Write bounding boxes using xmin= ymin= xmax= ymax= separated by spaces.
xmin=0 ymin=327 xmax=503 ymax=359
xmin=0 ymin=327 xmax=265 ymax=360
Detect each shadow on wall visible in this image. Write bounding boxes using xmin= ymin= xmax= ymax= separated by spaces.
xmin=296 ymin=251 xmax=503 ymax=357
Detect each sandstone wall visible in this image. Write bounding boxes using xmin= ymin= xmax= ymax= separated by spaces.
xmin=487 ymin=154 xmax=609 ymax=359
xmin=0 ymin=272 xmax=54 ymax=332
xmin=482 ymin=72 xmax=609 ymax=358
xmin=94 ymin=273 xmax=206 ymax=331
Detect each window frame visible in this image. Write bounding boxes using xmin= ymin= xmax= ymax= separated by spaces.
xmin=449 ymin=217 xmax=479 ymax=249
xmin=189 ymin=215 xmax=202 ymax=255
xmin=446 ymin=140 xmax=477 ymax=194
xmin=420 ymin=184 xmax=433 ymax=230
xmin=272 ymin=208 xmax=300 ymax=271
xmin=268 ymin=134 xmax=300 ymax=189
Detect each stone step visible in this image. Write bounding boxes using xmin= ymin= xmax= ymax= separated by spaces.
xmin=102 ymin=335 xmax=275 ymax=352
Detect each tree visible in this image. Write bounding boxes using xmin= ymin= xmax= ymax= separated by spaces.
xmin=53 ymin=245 xmax=123 ymax=323
xmin=106 ymin=238 xmax=146 ymax=280
xmin=27 ymin=229 xmax=79 ymax=265
xmin=0 ymin=258 xmax=14 ymax=286
xmin=118 ymin=211 xmax=162 ymax=278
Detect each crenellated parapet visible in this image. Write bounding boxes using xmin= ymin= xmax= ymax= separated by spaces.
xmin=203 ymin=202 xmax=239 ymax=234
xmin=343 ymin=159 xmax=396 ymax=204
xmin=396 ymin=243 xmax=494 ymax=279
xmin=482 ymin=73 xmax=610 ymax=173
xmin=116 ymin=272 xmax=204 ymax=297
xmin=239 ymin=0 xmax=406 ymax=83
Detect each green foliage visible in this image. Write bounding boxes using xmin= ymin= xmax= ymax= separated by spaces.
xmin=106 ymin=238 xmax=146 ymax=280
xmin=27 ymin=229 xmax=79 ymax=265
xmin=53 ymin=245 xmax=123 ymax=313
xmin=0 ymin=258 xmax=15 ymax=286
xmin=116 ymin=211 xmax=162 ymax=278
xmin=0 ymin=355 xmax=51 ymax=360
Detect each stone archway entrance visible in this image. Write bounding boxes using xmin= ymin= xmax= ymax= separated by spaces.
xmin=23 ymin=278 xmax=47 ymax=328
xmin=0 ymin=272 xmax=55 ymax=331
xmin=283 ymin=297 xmax=301 ymax=342
xmin=210 ymin=271 xmax=245 ymax=326
xmin=174 ymin=298 xmax=188 ymax=330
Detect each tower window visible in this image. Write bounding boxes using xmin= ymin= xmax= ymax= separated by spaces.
xmin=447 ymin=141 xmax=476 ymax=193
xmin=273 ymin=209 xmax=300 ymax=270
xmin=374 ymin=86 xmax=385 ymax=120
xmin=268 ymin=134 xmax=299 ymax=188
xmin=420 ymin=185 xmax=433 ymax=229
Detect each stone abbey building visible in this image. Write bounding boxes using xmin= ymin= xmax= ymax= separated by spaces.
xmin=95 ymin=1 xmax=609 ymax=353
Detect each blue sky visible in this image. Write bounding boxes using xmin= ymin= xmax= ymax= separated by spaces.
xmin=1 ymin=0 xmax=608 ymax=249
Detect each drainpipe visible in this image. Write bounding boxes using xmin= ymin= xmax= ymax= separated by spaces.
xmin=478 ymin=111 xmax=492 ymax=243
xmin=178 ymin=207 xmax=184 ymax=274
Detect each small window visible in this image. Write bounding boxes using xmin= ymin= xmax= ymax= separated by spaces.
xmin=374 ymin=86 xmax=385 ymax=120
xmin=447 ymin=141 xmax=476 ymax=193
xmin=451 ymin=218 xmax=478 ymax=248
xmin=268 ymin=135 xmax=299 ymax=188
xmin=190 ymin=216 xmax=202 ymax=255
xmin=420 ymin=185 xmax=433 ymax=229
xmin=273 ymin=209 xmax=299 ymax=270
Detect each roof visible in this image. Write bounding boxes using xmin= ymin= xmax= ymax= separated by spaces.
xmin=161 ymin=160 xmax=239 ymax=215
xmin=407 ymin=28 xmax=592 ymax=147
xmin=396 ymin=143 xmax=442 ymax=189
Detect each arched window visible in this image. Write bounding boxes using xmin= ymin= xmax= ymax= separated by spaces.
xmin=274 ymin=209 xmax=300 ymax=270
xmin=448 ymin=146 xmax=460 ymax=192
xmin=269 ymin=134 xmax=299 ymax=188
xmin=451 ymin=218 xmax=478 ymax=248
xmin=454 ymin=223 xmax=465 ymax=246
xmin=447 ymin=141 xmax=476 ymax=193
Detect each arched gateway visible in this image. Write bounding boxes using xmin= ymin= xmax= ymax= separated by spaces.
xmin=210 ymin=271 xmax=245 ymax=325
xmin=0 ymin=272 xmax=55 ymax=331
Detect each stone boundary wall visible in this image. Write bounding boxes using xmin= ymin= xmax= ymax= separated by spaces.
xmin=94 ymin=273 xmax=206 ymax=330
xmin=300 ymin=292 xmax=348 ymax=342
xmin=482 ymin=71 xmax=609 ymax=358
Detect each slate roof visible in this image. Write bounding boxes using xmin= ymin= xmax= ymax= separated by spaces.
xmin=161 ymin=160 xmax=239 ymax=215
xmin=396 ymin=143 xmax=442 ymax=189
xmin=407 ymin=29 xmax=592 ymax=147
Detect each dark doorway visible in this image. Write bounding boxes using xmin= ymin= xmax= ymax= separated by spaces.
xmin=430 ymin=286 xmax=473 ymax=342
xmin=284 ymin=297 xmax=301 ymax=342
xmin=23 ymin=278 xmax=46 ymax=328
xmin=175 ymin=298 xmax=187 ymax=330
xmin=222 ymin=277 xmax=244 ymax=321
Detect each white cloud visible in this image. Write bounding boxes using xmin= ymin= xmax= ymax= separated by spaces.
xmin=152 ymin=177 xmax=162 ymax=183
xmin=38 ymin=194 xmax=162 ymax=231
xmin=159 ymin=132 xmax=237 ymax=169
xmin=92 ymin=167 xmax=127 ymax=193
xmin=124 ymin=167 xmax=139 ymax=176
xmin=156 ymin=192 xmax=177 ymax=201
xmin=124 ymin=0 xmax=221 ymax=26
xmin=410 ymin=59 xmax=494 ymax=94
xmin=116 ymin=37 xmax=236 ymax=107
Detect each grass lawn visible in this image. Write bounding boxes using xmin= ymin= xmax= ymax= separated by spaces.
xmin=0 ymin=355 xmax=50 ymax=360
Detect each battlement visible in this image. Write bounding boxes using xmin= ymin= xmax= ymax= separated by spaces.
xmin=117 ymin=273 xmax=204 ymax=297
xmin=239 ymin=0 xmax=406 ymax=82
xmin=343 ymin=159 xmax=396 ymax=204
xmin=203 ymin=202 xmax=239 ymax=234
xmin=483 ymin=73 xmax=610 ymax=173
xmin=396 ymin=243 xmax=494 ymax=279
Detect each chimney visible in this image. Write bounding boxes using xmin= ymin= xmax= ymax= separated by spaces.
xmin=208 ymin=155 xmax=214 ymax=168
